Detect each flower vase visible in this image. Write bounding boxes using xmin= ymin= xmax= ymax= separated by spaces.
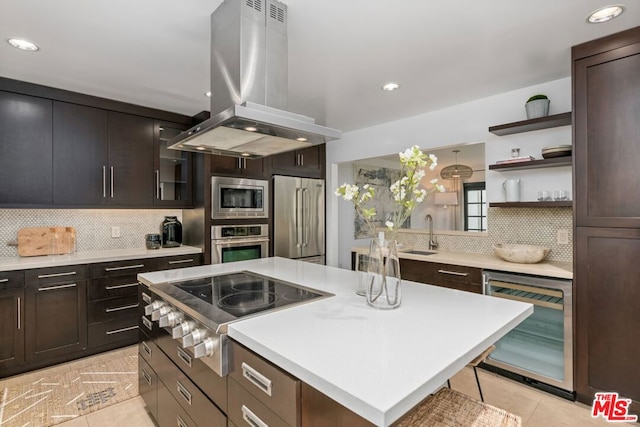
xmin=366 ymin=238 xmax=402 ymax=309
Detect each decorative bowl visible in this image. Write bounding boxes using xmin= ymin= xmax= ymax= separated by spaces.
xmin=493 ymin=243 xmax=550 ymax=264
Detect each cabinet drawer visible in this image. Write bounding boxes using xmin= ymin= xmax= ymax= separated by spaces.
xmin=88 ymin=275 xmax=139 ymax=301
xmin=157 ymin=379 xmax=202 ymax=427
xmin=156 ymin=328 xmax=227 ymax=411
xmin=88 ymin=315 xmax=138 ymax=348
xmin=155 ymin=255 xmax=203 ymax=271
xmin=138 ymin=285 xmax=160 ymax=340
xmin=154 ymin=347 xmax=227 ymax=427
xmin=88 ymin=295 xmax=139 ymax=323
xmin=432 ymin=262 xmax=482 ymax=284
xmin=229 ymin=377 xmax=291 ymax=427
xmin=0 ymin=270 xmax=24 ymax=290
xmin=138 ymin=355 xmax=158 ymax=422
xmin=88 ymin=258 xmax=152 ymax=278
xmin=229 ymin=340 xmax=300 ymax=426
xmin=26 ymin=264 xmax=87 ymax=285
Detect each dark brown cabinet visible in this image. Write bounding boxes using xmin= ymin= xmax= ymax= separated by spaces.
xmin=573 ymin=26 xmax=640 ymax=413
xmin=0 ymin=91 xmax=53 ymax=205
xmin=399 ymin=258 xmax=482 ymax=294
xmin=270 ymin=144 xmax=325 ymax=178
xmin=25 ymin=265 xmax=88 ymax=362
xmin=154 ymin=122 xmax=193 ymax=206
xmin=0 ymin=271 xmax=25 ymax=370
xmin=211 ymin=154 xmax=267 ymax=178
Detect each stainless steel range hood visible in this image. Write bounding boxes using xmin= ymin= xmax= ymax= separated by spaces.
xmin=169 ymin=0 xmax=340 ymax=158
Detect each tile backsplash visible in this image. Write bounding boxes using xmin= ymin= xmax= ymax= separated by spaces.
xmin=0 ymin=209 xmax=183 ymax=257
xmin=396 ymin=207 xmax=573 ymax=262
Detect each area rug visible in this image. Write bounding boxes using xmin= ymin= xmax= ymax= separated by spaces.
xmin=0 ymin=348 xmax=138 ymax=426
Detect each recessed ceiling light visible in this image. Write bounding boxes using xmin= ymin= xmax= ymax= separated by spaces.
xmin=195 ymin=146 xmax=206 ymax=151
xmin=240 ymin=152 xmax=251 ymax=157
xmin=7 ymin=38 xmax=39 ymax=51
xmin=245 ymin=126 xmax=257 ymax=132
xmin=204 ymin=91 xmax=211 ymax=97
xmin=586 ymin=5 xmax=625 ymax=23
xmin=296 ymin=137 xmax=307 ymax=142
xmin=382 ymin=82 xmax=400 ymax=91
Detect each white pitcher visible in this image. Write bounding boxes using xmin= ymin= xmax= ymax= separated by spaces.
xmin=503 ymin=179 xmax=521 ymax=202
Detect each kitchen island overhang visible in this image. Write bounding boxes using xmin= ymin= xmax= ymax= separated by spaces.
xmin=138 ymin=257 xmax=533 ymax=426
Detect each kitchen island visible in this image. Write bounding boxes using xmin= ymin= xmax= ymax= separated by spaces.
xmin=138 ymin=257 xmax=532 ymax=426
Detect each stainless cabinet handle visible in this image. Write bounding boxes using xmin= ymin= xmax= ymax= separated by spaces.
xmin=102 ymin=166 xmax=107 ymax=198
xmin=168 ymin=259 xmax=193 ymax=265
xmin=37 ymin=271 xmax=76 ymax=279
xmin=141 ymin=367 xmax=152 ymax=386
xmin=106 ymin=325 xmax=138 ymax=335
xmin=105 ymin=282 xmax=138 ymax=290
xmin=105 ymin=303 xmax=139 ymax=313
xmin=38 ymin=283 xmax=77 ymax=292
xmin=242 ymin=362 xmax=272 ymax=396
xmin=141 ymin=292 xmax=151 ymax=304
xmin=110 ymin=166 xmax=114 ymax=198
xmin=242 ymin=405 xmax=269 ymax=427
xmin=0 ymin=278 xmax=8 ymax=283
xmin=142 ymin=341 xmax=152 ymax=357
xmin=105 ymin=264 xmax=144 ymax=272
xmin=437 ymin=269 xmax=468 ymax=277
xmin=176 ymin=381 xmax=192 ymax=405
xmin=176 ymin=415 xmax=188 ymax=427
xmin=300 ymin=153 xmax=304 ymax=166
xmin=17 ymin=297 xmax=21 ymax=330
xmin=142 ymin=316 xmax=153 ymax=331
xmin=155 ymin=170 xmax=161 ymax=199
xmin=177 ymin=347 xmax=192 ymax=368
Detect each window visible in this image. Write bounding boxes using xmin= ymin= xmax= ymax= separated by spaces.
xmin=464 ymin=182 xmax=486 ymax=232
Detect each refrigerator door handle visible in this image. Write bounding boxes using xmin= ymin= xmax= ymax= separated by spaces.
xmin=302 ymin=188 xmax=309 ymax=247
xmin=295 ymin=188 xmax=302 ymax=247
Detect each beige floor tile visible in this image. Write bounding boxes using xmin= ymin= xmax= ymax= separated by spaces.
xmin=57 ymin=415 xmax=90 ymax=427
xmin=526 ymin=394 xmax=637 ymax=427
xmin=85 ymin=396 xmax=154 ymax=427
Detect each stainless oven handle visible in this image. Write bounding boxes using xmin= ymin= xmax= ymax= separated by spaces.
xmin=212 ymin=237 xmax=270 ymax=246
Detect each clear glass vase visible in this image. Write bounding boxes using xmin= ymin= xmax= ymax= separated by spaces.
xmin=365 ymin=238 xmax=402 ymax=309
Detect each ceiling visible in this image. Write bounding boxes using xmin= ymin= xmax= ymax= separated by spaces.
xmin=1 ymin=1 xmax=637 ymax=133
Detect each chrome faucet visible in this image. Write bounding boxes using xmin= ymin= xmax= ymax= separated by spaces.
xmin=425 ymin=214 xmax=438 ymax=250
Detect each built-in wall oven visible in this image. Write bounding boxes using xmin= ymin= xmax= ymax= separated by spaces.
xmin=211 ymin=224 xmax=269 ymax=264
xmin=482 ymin=271 xmax=574 ymax=399
xmin=211 ymin=176 xmax=268 ymax=220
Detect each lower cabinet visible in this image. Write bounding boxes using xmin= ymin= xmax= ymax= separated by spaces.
xmin=399 ymin=258 xmax=483 ymax=293
xmin=0 ymin=271 xmax=25 ymax=370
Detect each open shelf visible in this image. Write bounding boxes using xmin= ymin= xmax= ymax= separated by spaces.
xmin=489 ymin=112 xmax=572 ymax=136
xmin=489 ymin=156 xmax=572 ymax=171
xmin=490 ymin=201 xmax=572 ymax=208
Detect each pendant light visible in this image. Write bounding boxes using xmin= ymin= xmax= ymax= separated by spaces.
xmin=440 ymin=149 xmax=473 ymax=180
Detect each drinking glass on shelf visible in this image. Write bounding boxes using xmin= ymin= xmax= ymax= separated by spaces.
xmin=537 ymin=191 xmax=551 ymax=201
xmin=553 ymin=190 xmax=569 ymax=201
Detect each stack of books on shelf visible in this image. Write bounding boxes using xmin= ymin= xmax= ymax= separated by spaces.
xmin=495 ymin=156 xmax=536 ymax=164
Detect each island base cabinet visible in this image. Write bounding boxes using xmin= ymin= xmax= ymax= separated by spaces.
xmin=0 ymin=286 xmax=25 ymax=369
xmin=139 ymin=355 xmax=158 ymax=421
xmin=301 ymin=383 xmax=373 ymax=427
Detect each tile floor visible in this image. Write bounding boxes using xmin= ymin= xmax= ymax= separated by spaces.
xmin=10 ymin=349 xmax=633 ymax=427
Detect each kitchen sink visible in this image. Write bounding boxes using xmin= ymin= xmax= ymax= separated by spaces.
xmin=403 ymin=250 xmax=437 ymax=256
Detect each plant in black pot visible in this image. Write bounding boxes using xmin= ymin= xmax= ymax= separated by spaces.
xmin=525 ymin=94 xmax=550 ymax=119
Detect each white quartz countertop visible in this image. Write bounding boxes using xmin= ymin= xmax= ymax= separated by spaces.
xmin=352 ymin=246 xmax=573 ymax=279
xmin=138 ymin=257 xmax=533 ymax=426
xmin=0 ymin=246 xmax=202 ymax=272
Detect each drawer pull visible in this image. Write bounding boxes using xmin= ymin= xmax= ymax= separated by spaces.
xmin=176 ymin=381 xmax=192 ymax=405
xmin=242 ymin=405 xmax=269 ymax=427
xmin=177 ymin=347 xmax=192 ymax=368
xmin=142 ymin=316 xmax=153 ymax=331
xmin=141 ymin=367 xmax=152 ymax=386
xmin=142 ymin=292 xmax=152 ymax=304
xmin=0 ymin=278 xmax=9 ymax=283
xmin=242 ymin=362 xmax=272 ymax=397
xmin=17 ymin=297 xmax=21 ymax=330
xmin=176 ymin=415 xmax=188 ymax=427
xmin=142 ymin=341 xmax=152 ymax=357
xmin=38 ymin=283 xmax=77 ymax=292
xmin=105 ymin=303 xmax=139 ymax=313
xmin=37 ymin=271 xmax=76 ymax=279
xmin=437 ymin=269 xmax=469 ymax=277
xmin=105 ymin=264 xmax=144 ymax=272
xmin=106 ymin=325 xmax=138 ymax=335
xmin=168 ymin=259 xmax=194 ymax=265
xmin=105 ymin=282 xmax=138 ymax=290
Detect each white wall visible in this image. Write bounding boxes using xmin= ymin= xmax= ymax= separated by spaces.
xmin=326 ymin=77 xmax=572 ymax=269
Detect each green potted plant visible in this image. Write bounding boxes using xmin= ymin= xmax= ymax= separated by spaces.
xmin=525 ymin=94 xmax=550 ymax=119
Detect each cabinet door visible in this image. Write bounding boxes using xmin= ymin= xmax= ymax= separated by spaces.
xmin=575 ymin=227 xmax=640 ymax=411
xmin=271 ymin=145 xmax=324 ymax=178
xmin=0 ymin=91 xmax=53 ymax=205
xmin=53 ymin=101 xmax=109 ymax=205
xmin=25 ymin=266 xmax=88 ymax=361
xmin=154 ymin=122 xmax=192 ymax=207
xmin=211 ymin=155 xmax=267 ymax=178
xmin=108 ymin=111 xmax=154 ymax=206
xmin=574 ymin=38 xmax=640 ymax=228
xmin=0 ymin=287 xmax=25 ymax=369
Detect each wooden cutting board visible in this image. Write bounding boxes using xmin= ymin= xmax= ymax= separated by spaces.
xmin=17 ymin=227 xmax=76 ymax=257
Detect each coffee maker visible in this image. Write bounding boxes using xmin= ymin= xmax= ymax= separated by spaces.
xmin=160 ymin=216 xmax=182 ymax=248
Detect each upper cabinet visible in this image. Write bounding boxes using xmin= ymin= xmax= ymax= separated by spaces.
xmin=270 ymin=144 xmax=325 ymax=178
xmin=0 ymin=91 xmax=53 ymax=205
xmin=154 ymin=122 xmax=192 ymax=206
xmin=211 ymin=154 xmax=267 ymax=178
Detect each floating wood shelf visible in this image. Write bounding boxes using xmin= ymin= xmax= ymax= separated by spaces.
xmin=488 ymin=156 xmax=572 ymax=171
xmin=490 ymin=201 xmax=573 ymax=208
xmin=489 ymin=112 xmax=572 ymax=136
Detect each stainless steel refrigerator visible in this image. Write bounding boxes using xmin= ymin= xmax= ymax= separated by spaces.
xmin=273 ymin=175 xmax=325 ymax=264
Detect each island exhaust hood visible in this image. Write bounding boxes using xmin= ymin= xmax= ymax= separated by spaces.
xmin=169 ymin=0 xmax=340 ymax=158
